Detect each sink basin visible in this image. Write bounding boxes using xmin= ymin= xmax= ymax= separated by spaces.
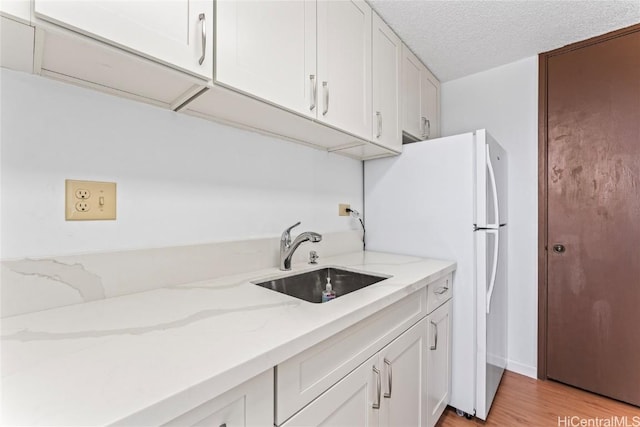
xmin=253 ymin=267 xmax=388 ymax=303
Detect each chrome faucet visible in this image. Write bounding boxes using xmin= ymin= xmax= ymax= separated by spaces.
xmin=280 ymin=222 xmax=322 ymax=270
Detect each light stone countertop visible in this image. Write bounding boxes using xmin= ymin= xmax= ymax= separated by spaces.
xmin=1 ymin=251 xmax=456 ymax=426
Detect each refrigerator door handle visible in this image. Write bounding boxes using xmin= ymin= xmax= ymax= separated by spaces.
xmin=486 ymin=229 xmax=499 ymax=314
xmin=486 ymin=144 xmax=500 ymax=228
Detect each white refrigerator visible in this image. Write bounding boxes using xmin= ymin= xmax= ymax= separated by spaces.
xmin=364 ymin=130 xmax=507 ymax=420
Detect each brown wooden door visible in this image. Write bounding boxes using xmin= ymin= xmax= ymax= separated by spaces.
xmin=545 ymin=29 xmax=640 ymax=406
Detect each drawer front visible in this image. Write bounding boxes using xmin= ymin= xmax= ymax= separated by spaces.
xmin=276 ymin=288 xmax=427 ymax=425
xmin=426 ymin=273 xmax=452 ymax=314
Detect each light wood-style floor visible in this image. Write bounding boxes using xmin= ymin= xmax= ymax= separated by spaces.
xmin=436 ymin=371 xmax=640 ymax=426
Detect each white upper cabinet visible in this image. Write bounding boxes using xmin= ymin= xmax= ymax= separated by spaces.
xmin=372 ymin=13 xmax=402 ymax=152
xmin=1 ymin=0 xmax=31 ymax=23
xmin=402 ymin=45 xmax=423 ymax=139
xmin=402 ymin=44 xmax=440 ymax=141
xmin=33 ymin=0 xmax=213 ymax=80
xmin=215 ymin=0 xmax=317 ymax=118
xmin=1 ymin=16 xmax=34 ymax=73
xmin=421 ymin=67 xmax=440 ymax=139
xmin=317 ymin=0 xmax=372 ymax=140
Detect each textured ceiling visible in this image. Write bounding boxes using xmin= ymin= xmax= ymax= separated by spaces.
xmin=368 ymin=0 xmax=640 ymax=82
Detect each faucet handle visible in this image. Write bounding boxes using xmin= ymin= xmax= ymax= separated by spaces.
xmin=282 ymin=221 xmax=301 ymax=243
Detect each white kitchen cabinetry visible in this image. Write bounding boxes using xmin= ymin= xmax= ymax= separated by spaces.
xmin=426 ymin=299 xmax=452 ymax=427
xmin=421 ymin=68 xmax=440 ymax=139
xmin=215 ymin=0 xmax=316 ymax=118
xmin=282 ymin=319 xmax=427 ymax=427
xmin=372 ymin=13 xmax=402 ymax=152
xmin=275 ymin=287 xmax=427 ymax=424
xmin=402 ymin=44 xmax=440 ymax=141
xmin=186 ymin=0 xmax=394 ymax=159
xmin=1 ymin=16 xmax=34 ymax=73
xmin=276 ymin=273 xmax=453 ymax=427
xmin=214 ymin=0 xmax=374 ymax=143
xmin=0 ymin=0 xmax=30 ymax=23
xmin=378 ymin=319 xmax=428 ymax=426
xmin=317 ymin=0 xmax=372 ymax=140
xmin=282 ymin=354 xmax=379 ymax=427
xmin=161 ymin=369 xmax=273 ymax=427
xmin=33 ymin=0 xmax=213 ymax=80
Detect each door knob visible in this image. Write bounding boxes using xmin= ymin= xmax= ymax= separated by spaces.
xmin=552 ymin=244 xmax=566 ymax=254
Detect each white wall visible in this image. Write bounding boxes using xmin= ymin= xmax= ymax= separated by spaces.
xmin=441 ymin=56 xmax=538 ymax=378
xmin=0 ymin=70 xmax=363 ymax=259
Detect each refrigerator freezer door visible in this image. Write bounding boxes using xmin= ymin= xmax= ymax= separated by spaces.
xmin=475 ymin=130 xmax=508 ymax=228
xmin=475 ymin=226 xmax=508 ymax=420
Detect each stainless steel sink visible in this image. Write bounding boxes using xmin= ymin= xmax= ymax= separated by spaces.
xmin=253 ymin=267 xmax=388 ymax=303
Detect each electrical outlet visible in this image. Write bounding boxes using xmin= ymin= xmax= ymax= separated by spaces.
xmin=339 ymin=204 xmax=350 ymax=216
xmin=75 ymin=201 xmax=90 ymax=212
xmin=75 ymin=188 xmax=91 ymax=199
xmin=65 ymin=179 xmax=116 ymax=221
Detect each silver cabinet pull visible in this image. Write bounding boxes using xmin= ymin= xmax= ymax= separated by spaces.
xmin=310 ymin=75 xmax=317 ymax=111
xmin=434 ymin=286 xmax=449 ymax=295
xmin=421 ymin=116 xmax=427 ymax=138
xmin=426 ymin=118 xmax=431 ymax=138
xmin=322 ymin=81 xmax=329 ymax=116
xmin=430 ymin=320 xmax=438 ymax=350
xmin=383 ymin=358 xmax=392 ymax=398
xmin=198 ymin=13 xmax=206 ymax=65
xmin=376 ymin=111 xmax=382 ymax=138
xmin=372 ymin=366 xmax=381 ymax=409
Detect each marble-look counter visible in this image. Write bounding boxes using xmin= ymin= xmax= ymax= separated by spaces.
xmin=1 ymin=251 xmax=455 ymax=426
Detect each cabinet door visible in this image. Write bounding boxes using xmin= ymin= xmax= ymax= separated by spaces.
xmin=420 ymin=68 xmax=440 ymax=139
xmin=426 ymin=300 xmax=452 ymax=427
xmin=372 ymin=13 xmax=402 ymax=152
xmin=282 ymin=354 xmax=380 ymax=427
xmin=401 ymin=44 xmax=422 ymax=139
xmin=379 ymin=319 xmax=427 ymax=427
xmin=216 ymin=0 xmax=317 ymax=118
xmin=33 ymin=0 xmax=213 ymax=80
xmin=317 ymin=0 xmax=372 ymax=140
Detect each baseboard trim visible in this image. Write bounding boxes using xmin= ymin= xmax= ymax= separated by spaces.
xmin=506 ymin=360 xmax=537 ymax=379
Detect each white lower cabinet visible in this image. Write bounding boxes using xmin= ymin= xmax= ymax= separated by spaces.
xmin=162 ymin=369 xmax=273 ymax=427
xmin=282 ymin=319 xmax=427 ymax=427
xmin=277 ymin=274 xmax=453 ymax=427
xmin=282 ymin=354 xmax=380 ymax=427
xmin=379 ymin=319 xmax=428 ymax=427
xmin=426 ymin=300 xmax=452 ymax=427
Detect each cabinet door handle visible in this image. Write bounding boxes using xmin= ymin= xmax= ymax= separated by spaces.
xmin=310 ymin=75 xmax=317 ymax=111
xmin=372 ymin=366 xmax=381 ymax=409
xmin=434 ymin=286 xmax=449 ymax=295
xmin=383 ymin=358 xmax=392 ymax=398
xmin=219 ymin=424 xmax=226 ymax=427
xmin=376 ymin=111 xmax=382 ymax=138
xmin=421 ymin=116 xmax=427 ymax=138
xmin=198 ymin=13 xmax=206 ymax=65
xmin=430 ymin=320 xmax=438 ymax=350
xmin=322 ymin=81 xmax=329 ymax=116
xmin=426 ymin=118 xmax=431 ymax=138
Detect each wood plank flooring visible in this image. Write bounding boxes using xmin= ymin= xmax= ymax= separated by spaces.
xmin=436 ymin=371 xmax=640 ymax=426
